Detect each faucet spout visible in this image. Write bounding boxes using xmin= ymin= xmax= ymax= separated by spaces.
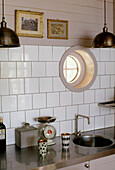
xmin=75 ymin=114 xmax=90 ymax=136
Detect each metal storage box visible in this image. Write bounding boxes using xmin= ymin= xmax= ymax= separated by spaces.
xmin=15 ymin=123 xmax=38 ymax=148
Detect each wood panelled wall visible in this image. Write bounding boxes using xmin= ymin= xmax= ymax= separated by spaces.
xmin=0 ymin=0 xmax=113 ymax=46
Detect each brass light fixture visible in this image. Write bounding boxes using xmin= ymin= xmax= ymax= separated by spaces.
xmin=93 ymin=0 xmax=115 ymax=48
xmin=0 ymin=0 xmax=20 ymax=47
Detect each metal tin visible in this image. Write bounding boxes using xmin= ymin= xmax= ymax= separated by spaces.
xmin=15 ymin=123 xmax=38 ymax=148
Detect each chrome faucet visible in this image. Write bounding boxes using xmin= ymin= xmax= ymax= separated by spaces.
xmin=75 ymin=114 xmax=90 ymax=136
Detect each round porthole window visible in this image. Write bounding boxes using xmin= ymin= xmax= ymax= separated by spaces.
xmin=59 ymin=46 xmax=97 ymax=92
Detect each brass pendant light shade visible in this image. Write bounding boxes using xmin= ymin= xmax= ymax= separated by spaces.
xmin=93 ymin=0 xmax=115 ymax=48
xmin=0 ymin=0 xmax=20 ymax=48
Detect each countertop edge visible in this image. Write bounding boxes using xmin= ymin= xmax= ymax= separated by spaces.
xmin=31 ymin=147 xmax=115 ymax=170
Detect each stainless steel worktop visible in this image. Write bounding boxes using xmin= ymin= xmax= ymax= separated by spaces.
xmin=0 ymin=127 xmax=115 ymax=170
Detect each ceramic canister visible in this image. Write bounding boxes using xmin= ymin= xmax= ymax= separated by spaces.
xmin=61 ymin=133 xmax=70 ymax=150
xmin=38 ymin=139 xmax=47 ymax=156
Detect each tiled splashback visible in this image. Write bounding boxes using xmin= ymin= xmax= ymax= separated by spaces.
xmin=0 ymin=46 xmax=115 ymax=145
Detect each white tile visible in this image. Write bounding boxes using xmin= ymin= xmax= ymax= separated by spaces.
xmin=90 ymin=76 xmax=99 ymax=89
xmin=32 ymin=62 xmax=45 ymax=77
xmin=18 ymin=95 xmax=32 ymax=110
xmin=54 ymin=107 xmax=65 ymax=121
xmin=100 ymin=76 xmax=110 ymax=88
xmin=39 ymin=46 xmax=52 ymax=61
xmin=95 ymin=89 xmax=105 ymax=102
xmin=110 ymin=75 xmax=115 ymax=88
xmin=9 ymin=79 xmax=24 ymax=94
xmin=95 ymin=116 xmax=104 ymax=129
xmin=33 ymin=94 xmax=46 ymax=109
xmin=40 ymin=78 xmax=52 ymax=92
xmin=78 ymin=104 xmax=89 ymax=117
xmin=0 ymin=113 xmax=10 ymax=128
xmin=106 ymin=88 xmax=114 ymax=101
xmin=46 ymin=62 xmax=59 ymax=76
xmin=105 ymin=114 xmax=114 ymax=127
xmin=1 ymin=62 xmax=16 ymax=78
xmin=6 ymin=128 xmax=15 ymax=145
xmin=110 ymin=108 xmax=115 ymax=114
xmin=90 ymin=48 xmax=100 ymax=61
xmin=9 ymin=46 xmax=23 ymax=61
xmin=60 ymin=92 xmax=71 ymax=106
xmin=72 ymin=92 xmax=83 ymax=104
xmin=106 ymin=62 xmax=115 ymax=75
xmin=0 ymin=97 xmax=1 ymax=112
xmin=100 ymin=107 xmax=110 ymax=115
xmin=0 ymin=48 xmax=8 ymax=61
xmin=53 ymin=77 xmax=65 ymax=92
xmin=60 ymin=120 xmax=72 ymax=134
xmin=47 ymin=93 xmax=59 ymax=107
xmin=24 ymin=45 xmax=38 ymax=61
xmin=2 ymin=96 xmax=17 ymax=112
xmin=11 ymin=111 xmax=25 ymax=128
xmin=17 ymin=62 xmax=31 ymax=77
xmin=0 ymin=79 xmax=9 ymax=95
xmin=25 ymin=78 xmax=39 ymax=93
xmin=53 ymin=46 xmax=65 ymax=61
xmin=100 ymin=48 xmax=110 ymax=61
xmin=84 ymin=117 xmax=94 ymax=132
xmin=110 ymin=48 xmax=115 ymax=61
xmin=84 ymin=90 xmax=94 ymax=103
xmin=67 ymin=106 xmax=77 ymax=120
xmin=26 ymin=110 xmax=39 ymax=125
xmin=40 ymin=108 xmax=53 ymax=117
xmin=90 ymin=103 xmax=99 ymax=117
xmin=97 ymin=62 xmax=105 ymax=75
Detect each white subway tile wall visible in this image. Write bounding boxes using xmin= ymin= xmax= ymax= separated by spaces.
xmin=9 ymin=46 xmax=23 ymax=61
xmin=0 ymin=49 xmax=8 ymax=61
xmin=24 ymin=45 xmax=38 ymax=61
xmin=1 ymin=62 xmax=16 ymax=78
xmin=0 ymin=45 xmax=115 ymax=145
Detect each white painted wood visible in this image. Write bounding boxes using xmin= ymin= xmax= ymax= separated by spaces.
xmin=0 ymin=0 xmax=113 ymax=46
xmin=59 ymin=162 xmax=89 ymax=170
xmin=59 ymin=154 xmax=115 ymax=170
xmin=90 ymin=154 xmax=115 ymax=170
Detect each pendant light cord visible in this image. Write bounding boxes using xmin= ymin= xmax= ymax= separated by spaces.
xmin=2 ymin=0 xmax=5 ymax=21
xmin=104 ymin=0 xmax=107 ymax=27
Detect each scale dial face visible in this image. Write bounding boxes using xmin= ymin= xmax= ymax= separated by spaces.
xmin=44 ymin=125 xmax=56 ymax=139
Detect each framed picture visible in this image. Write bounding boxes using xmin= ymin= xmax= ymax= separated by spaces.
xmin=47 ymin=19 xmax=68 ymax=39
xmin=15 ymin=10 xmax=44 ymax=38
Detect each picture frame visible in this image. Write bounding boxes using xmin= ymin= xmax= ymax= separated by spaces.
xmin=47 ymin=19 xmax=68 ymax=39
xmin=15 ymin=10 xmax=44 ymax=38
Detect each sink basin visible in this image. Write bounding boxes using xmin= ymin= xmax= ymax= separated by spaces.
xmin=73 ymin=135 xmax=113 ymax=147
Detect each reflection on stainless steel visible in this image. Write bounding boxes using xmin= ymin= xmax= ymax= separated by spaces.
xmin=75 ymin=114 xmax=90 ymax=136
xmin=73 ymin=135 xmax=113 ymax=147
xmin=61 ymin=149 xmax=70 ymax=160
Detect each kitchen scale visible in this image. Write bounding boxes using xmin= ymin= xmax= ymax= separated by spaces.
xmin=37 ymin=116 xmax=56 ymax=145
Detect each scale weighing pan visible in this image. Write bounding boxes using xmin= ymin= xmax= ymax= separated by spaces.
xmin=37 ymin=116 xmax=56 ymax=123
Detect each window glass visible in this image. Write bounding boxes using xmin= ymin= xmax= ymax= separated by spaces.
xmin=63 ymin=56 xmax=79 ymax=83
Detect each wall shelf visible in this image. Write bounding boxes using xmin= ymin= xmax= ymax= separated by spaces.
xmin=98 ymin=101 xmax=115 ymax=109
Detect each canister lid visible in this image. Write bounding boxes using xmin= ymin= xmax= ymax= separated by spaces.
xmin=15 ymin=123 xmax=38 ymax=132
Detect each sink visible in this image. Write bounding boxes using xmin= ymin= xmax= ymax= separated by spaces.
xmin=73 ymin=135 xmax=113 ymax=147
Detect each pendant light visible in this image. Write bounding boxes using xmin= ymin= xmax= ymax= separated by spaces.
xmin=0 ymin=0 xmax=20 ymax=47
xmin=93 ymin=0 xmax=115 ymax=48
